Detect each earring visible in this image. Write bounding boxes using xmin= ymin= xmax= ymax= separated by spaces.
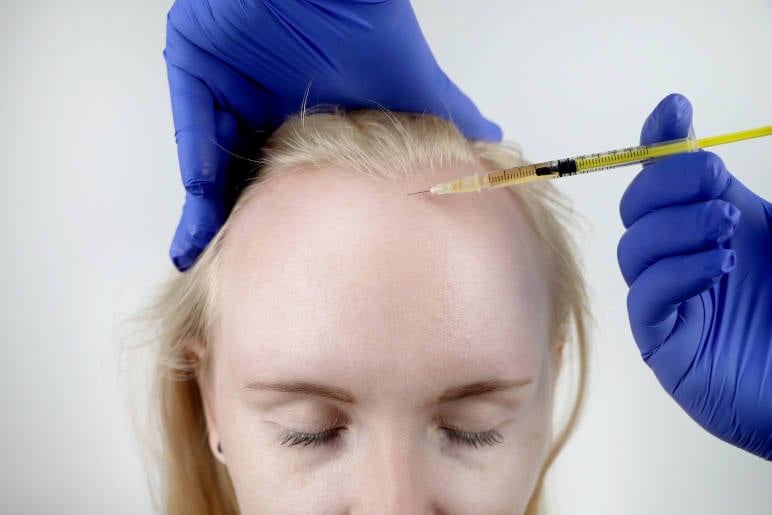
xmin=217 ymin=442 xmax=223 ymax=454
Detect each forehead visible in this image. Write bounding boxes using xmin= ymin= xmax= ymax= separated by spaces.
xmin=216 ymin=166 xmax=551 ymax=385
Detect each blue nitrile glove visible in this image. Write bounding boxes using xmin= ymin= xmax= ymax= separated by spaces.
xmin=617 ymin=93 xmax=772 ymax=460
xmin=164 ymin=0 xmax=502 ymax=271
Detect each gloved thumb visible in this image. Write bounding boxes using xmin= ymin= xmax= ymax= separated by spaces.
xmin=640 ymin=93 xmax=693 ymax=146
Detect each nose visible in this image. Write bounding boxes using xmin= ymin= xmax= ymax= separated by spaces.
xmin=356 ymin=430 xmax=436 ymax=514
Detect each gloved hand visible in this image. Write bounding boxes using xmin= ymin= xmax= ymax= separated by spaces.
xmin=164 ymin=0 xmax=501 ymax=271
xmin=617 ymin=93 xmax=772 ymax=460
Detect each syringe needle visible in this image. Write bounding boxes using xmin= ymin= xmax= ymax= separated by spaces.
xmin=406 ymin=190 xmax=430 ymax=196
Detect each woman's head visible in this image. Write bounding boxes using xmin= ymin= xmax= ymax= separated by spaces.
xmin=141 ymin=110 xmax=589 ymax=515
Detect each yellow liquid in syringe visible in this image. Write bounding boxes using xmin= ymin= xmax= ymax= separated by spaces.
xmin=419 ymin=125 xmax=772 ymax=196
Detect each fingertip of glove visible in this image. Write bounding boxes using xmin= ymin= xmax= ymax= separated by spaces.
xmin=714 ymin=201 xmax=740 ymax=245
xmin=481 ymin=119 xmax=503 ymax=142
xmin=658 ymin=93 xmax=692 ymax=118
xmin=170 ymin=226 xmax=217 ymax=272
xmin=171 ymin=250 xmax=196 ymax=272
xmin=720 ymin=248 xmax=736 ymax=273
xmin=642 ymin=93 xmax=693 ymax=144
xmin=722 ymin=201 xmax=741 ymax=224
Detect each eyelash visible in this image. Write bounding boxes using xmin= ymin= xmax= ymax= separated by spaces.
xmin=279 ymin=426 xmax=503 ymax=449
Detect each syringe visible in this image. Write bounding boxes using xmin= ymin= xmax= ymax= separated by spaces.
xmin=406 ymin=125 xmax=772 ymax=196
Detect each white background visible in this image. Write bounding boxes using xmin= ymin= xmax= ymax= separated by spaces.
xmin=1 ymin=0 xmax=770 ymax=513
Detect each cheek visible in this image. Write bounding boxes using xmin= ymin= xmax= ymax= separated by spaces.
xmin=215 ymin=402 xmax=317 ymax=513
xmin=425 ymin=377 xmax=554 ymax=513
xmin=480 ymin=391 xmax=553 ymax=510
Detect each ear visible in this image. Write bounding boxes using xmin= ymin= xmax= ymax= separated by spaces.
xmin=187 ymin=339 xmax=226 ymax=464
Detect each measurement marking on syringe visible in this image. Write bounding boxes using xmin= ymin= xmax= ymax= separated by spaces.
xmin=412 ymin=126 xmax=771 ymax=196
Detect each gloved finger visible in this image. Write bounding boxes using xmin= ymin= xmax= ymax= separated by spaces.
xmin=167 ymin=64 xmax=222 ymax=193
xmin=617 ymin=199 xmax=741 ymax=286
xmin=627 ymin=247 xmax=736 ymax=356
xmin=165 ymin=12 xmax=276 ymax=132
xmin=170 ymin=191 xmax=224 ymax=271
xmin=169 ymin=109 xmax=238 ymax=272
xmin=619 ymin=151 xmax=732 ymax=228
xmin=640 ymin=93 xmax=693 ymax=146
xmin=427 ymin=70 xmax=502 ymax=142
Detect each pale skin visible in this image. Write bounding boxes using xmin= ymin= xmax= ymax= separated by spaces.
xmin=196 ymin=164 xmax=563 ymax=514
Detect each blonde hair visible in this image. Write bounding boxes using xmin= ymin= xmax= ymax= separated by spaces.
xmin=125 ymin=108 xmax=590 ymax=515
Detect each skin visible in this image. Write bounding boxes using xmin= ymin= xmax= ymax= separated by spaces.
xmin=197 ymin=164 xmax=562 ymax=514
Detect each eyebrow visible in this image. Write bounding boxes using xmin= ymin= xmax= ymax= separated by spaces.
xmin=241 ymin=378 xmax=532 ymax=404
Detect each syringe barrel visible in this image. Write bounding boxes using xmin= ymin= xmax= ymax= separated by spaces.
xmin=485 ymin=161 xmax=558 ymax=189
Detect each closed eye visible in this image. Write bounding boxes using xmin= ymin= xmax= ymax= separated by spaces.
xmin=279 ymin=426 xmax=503 ymax=449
